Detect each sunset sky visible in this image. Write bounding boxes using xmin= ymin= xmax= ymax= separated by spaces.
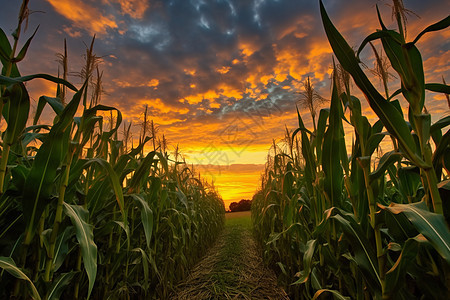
xmin=0 ymin=0 xmax=448 ymax=209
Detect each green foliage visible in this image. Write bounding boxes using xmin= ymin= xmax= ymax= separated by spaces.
xmin=252 ymin=1 xmax=450 ymax=299
xmin=0 ymin=2 xmax=225 ymax=299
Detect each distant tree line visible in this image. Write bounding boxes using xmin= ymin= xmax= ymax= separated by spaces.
xmin=229 ymin=199 xmax=252 ymax=212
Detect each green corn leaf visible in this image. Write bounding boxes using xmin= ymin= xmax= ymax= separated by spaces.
xmin=0 ymin=73 xmax=77 ymax=91
xmin=82 ymin=158 xmax=125 ymax=218
xmin=387 ymin=88 xmax=403 ymax=101
xmin=154 ymin=151 xmax=169 ymax=175
xmin=365 ymin=132 xmax=387 ymax=157
xmin=332 ymin=213 xmax=381 ymax=292
xmin=430 ymin=115 xmax=450 ymax=145
xmin=438 ymin=180 xmax=450 ymax=223
xmin=3 ymin=83 xmax=30 ymax=145
xmin=384 ymin=236 xmax=424 ymax=297
xmin=357 ymin=30 xmax=397 ymax=59
xmin=292 ymin=239 xmax=317 ymax=285
xmin=0 ymin=29 xmax=20 ymax=77
xmin=319 ymin=1 xmax=424 ymax=168
xmin=383 ymin=208 xmax=418 ymax=242
xmin=369 ymin=151 xmax=402 ymax=182
xmin=397 ymin=167 xmax=422 ymax=201
xmin=293 ymin=107 xmax=316 ymax=189
xmin=53 ymin=226 xmax=73 ymax=272
xmin=380 ymin=201 xmax=450 ymax=263
xmin=315 ymin=208 xmax=381 ymax=294
xmin=312 ymin=289 xmax=350 ymax=300
xmin=0 ymin=256 xmax=41 ymax=300
xmin=267 ymin=223 xmax=303 ymax=245
xmin=322 ymin=77 xmax=343 ymax=207
xmin=86 ymin=181 xmax=111 ymax=217
xmin=63 ymin=203 xmax=97 ymax=300
xmin=128 ymin=151 xmax=157 ymax=193
xmin=24 ymin=124 xmax=51 ymax=133
xmin=20 ymin=132 xmax=47 ymax=150
xmin=33 ymin=96 xmax=64 ymax=125
xmin=79 ymin=115 xmax=103 ymax=148
xmin=0 ymin=28 xmax=11 ymax=63
xmin=411 ymin=15 xmax=450 ymax=45
xmin=372 ymin=26 xmax=425 ymax=114
xmin=132 ymin=248 xmax=149 ymax=291
xmin=13 ymin=26 xmax=39 ymax=63
xmin=432 ymin=129 xmax=449 ymax=178
xmin=47 ymin=271 xmax=76 ymax=300
xmin=316 ymin=108 xmax=329 ymax=164
xmin=10 ymin=164 xmax=28 ymax=192
xmin=430 ymin=116 xmax=450 ymax=134
xmin=129 ymin=194 xmax=153 ymax=248
xmin=425 ymin=83 xmax=450 ymax=94
xmin=22 ymin=83 xmax=85 ymax=245
xmin=84 ymin=105 xmax=122 ymax=138
xmin=177 ymin=188 xmax=188 ymax=208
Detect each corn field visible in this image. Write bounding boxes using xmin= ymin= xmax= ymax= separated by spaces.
xmin=252 ymin=1 xmax=450 ymax=299
xmin=0 ymin=1 xmax=225 ymax=299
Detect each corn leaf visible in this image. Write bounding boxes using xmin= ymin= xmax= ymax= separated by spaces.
xmin=63 ymin=203 xmax=97 ymax=300
xmin=292 ymin=239 xmax=317 ymax=285
xmin=380 ymin=201 xmax=450 ymax=263
xmin=384 ymin=236 xmax=423 ymax=297
xmin=315 ymin=108 xmax=329 ymax=164
xmin=425 ymin=83 xmax=450 ymax=94
xmin=33 ymin=96 xmax=64 ymax=125
xmin=0 ymin=256 xmax=41 ymax=300
xmin=3 ymin=83 xmax=30 ymax=145
xmin=0 ymin=28 xmax=11 ymax=63
xmin=82 ymin=158 xmax=126 ymax=221
xmin=369 ymin=151 xmax=402 ymax=182
xmin=322 ymin=77 xmax=343 ymax=206
xmin=47 ymin=271 xmax=76 ymax=300
xmin=319 ymin=1 xmax=423 ymax=168
xmin=312 ymin=289 xmax=350 ymax=300
xmin=129 ymin=194 xmax=153 ymax=248
xmin=315 ymin=208 xmax=381 ymax=294
xmin=0 ymin=73 xmax=77 ymax=91
xmin=13 ymin=26 xmax=39 ymax=63
xmin=128 ymin=151 xmax=157 ymax=193
xmin=22 ymin=83 xmax=84 ymax=243
xmin=411 ymin=15 xmax=450 ymax=45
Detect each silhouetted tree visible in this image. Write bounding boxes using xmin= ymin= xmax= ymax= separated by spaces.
xmin=229 ymin=199 xmax=252 ymax=212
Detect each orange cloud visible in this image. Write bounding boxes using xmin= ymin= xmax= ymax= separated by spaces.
xmin=239 ymin=41 xmax=257 ymax=58
xmin=274 ymin=39 xmax=333 ymax=82
xmin=112 ymin=0 xmax=149 ymax=19
xmin=140 ymin=98 xmax=189 ymax=115
xmin=146 ymin=79 xmax=159 ymax=88
xmin=217 ymin=66 xmax=230 ymax=74
xmin=112 ymin=78 xmax=159 ymax=88
xmin=182 ymin=83 xmax=243 ymax=105
xmin=62 ymin=25 xmax=82 ymax=38
xmin=46 ymin=0 xmax=117 ymax=35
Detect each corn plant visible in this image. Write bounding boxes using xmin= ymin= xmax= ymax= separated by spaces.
xmin=0 ymin=1 xmax=225 ymax=299
xmin=253 ymin=1 xmax=450 ymax=299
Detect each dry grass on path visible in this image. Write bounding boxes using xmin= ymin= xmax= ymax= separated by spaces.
xmin=173 ymin=211 xmax=289 ymax=300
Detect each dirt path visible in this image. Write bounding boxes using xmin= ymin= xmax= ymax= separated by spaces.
xmin=173 ymin=211 xmax=289 ymax=300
